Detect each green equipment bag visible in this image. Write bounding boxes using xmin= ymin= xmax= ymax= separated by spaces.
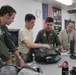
xmin=34 ymin=48 xmax=61 ymax=64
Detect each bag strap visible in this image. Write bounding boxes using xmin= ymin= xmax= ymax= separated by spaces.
xmin=0 ymin=64 xmax=16 ymax=68
xmin=22 ymin=65 xmax=38 ymax=72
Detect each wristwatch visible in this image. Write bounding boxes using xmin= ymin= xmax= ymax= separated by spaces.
xmin=18 ymin=56 xmax=21 ymax=59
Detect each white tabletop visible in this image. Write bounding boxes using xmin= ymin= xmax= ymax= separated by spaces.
xmin=37 ymin=55 xmax=76 ymax=75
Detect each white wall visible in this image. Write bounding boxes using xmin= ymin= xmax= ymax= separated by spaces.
xmin=0 ymin=0 xmax=76 ymax=40
xmin=62 ymin=9 xmax=76 ymax=30
xmin=0 ymin=0 xmax=43 ymax=41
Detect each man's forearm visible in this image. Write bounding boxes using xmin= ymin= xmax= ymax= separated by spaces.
xmin=13 ymin=51 xmax=25 ymax=67
xmin=13 ymin=51 xmax=22 ymax=59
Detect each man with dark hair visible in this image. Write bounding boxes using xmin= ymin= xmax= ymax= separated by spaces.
xmin=0 ymin=5 xmax=25 ymax=67
xmin=59 ymin=21 xmax=76 ymax=52
xmin=18 ymin=14 xmax=50 ymax=62
xmin=35 ymin=17 xmax=61 ymax=50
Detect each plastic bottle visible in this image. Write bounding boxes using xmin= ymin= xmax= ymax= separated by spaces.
xmin=62 ymin=62 xmax=69 ymax=75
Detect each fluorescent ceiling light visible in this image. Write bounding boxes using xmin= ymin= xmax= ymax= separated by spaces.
xmin=56 ymin=0 xmax=73 ymax=5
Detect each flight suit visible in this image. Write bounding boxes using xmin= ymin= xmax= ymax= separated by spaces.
xmin=35 ymin=29 xmax=61 ymax=49
xmin=0 ymin=23 xmax=16 ymax=61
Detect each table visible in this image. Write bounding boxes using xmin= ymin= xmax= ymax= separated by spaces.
xmin=37 ymin=55 xmax=76 ymax=75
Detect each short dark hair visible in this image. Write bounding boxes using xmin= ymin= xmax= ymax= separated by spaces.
xmin=25 ymin=14 xmax=36 ymax=22
xmin=0 ymin=5 xmax=16 ymax=16
xmin=46 ymin=17 xmax=54 ymax=22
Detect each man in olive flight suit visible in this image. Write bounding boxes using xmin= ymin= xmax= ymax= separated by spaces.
xmin=0 ymin=5 xmax=25 ymax=67
xmin=35 ymin=17 xmax=61 ymax=50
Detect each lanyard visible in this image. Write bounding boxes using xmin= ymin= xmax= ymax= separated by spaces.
xmin=66 ymin=30 xmax=70 ymax=43
xmin=66 ymin=31 xmax=71 ymax=50
xmin=67 ymin=33 xmax=70 ymax=43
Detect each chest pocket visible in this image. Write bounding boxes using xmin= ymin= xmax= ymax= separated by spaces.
xmin=48 ymin=33 xmax=54 ymax=44
xmin=41 ymin=32 xmax=54 ymax=44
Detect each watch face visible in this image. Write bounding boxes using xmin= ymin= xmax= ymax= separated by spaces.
xmin=35 ymin=9 xmax=41 ymax=18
